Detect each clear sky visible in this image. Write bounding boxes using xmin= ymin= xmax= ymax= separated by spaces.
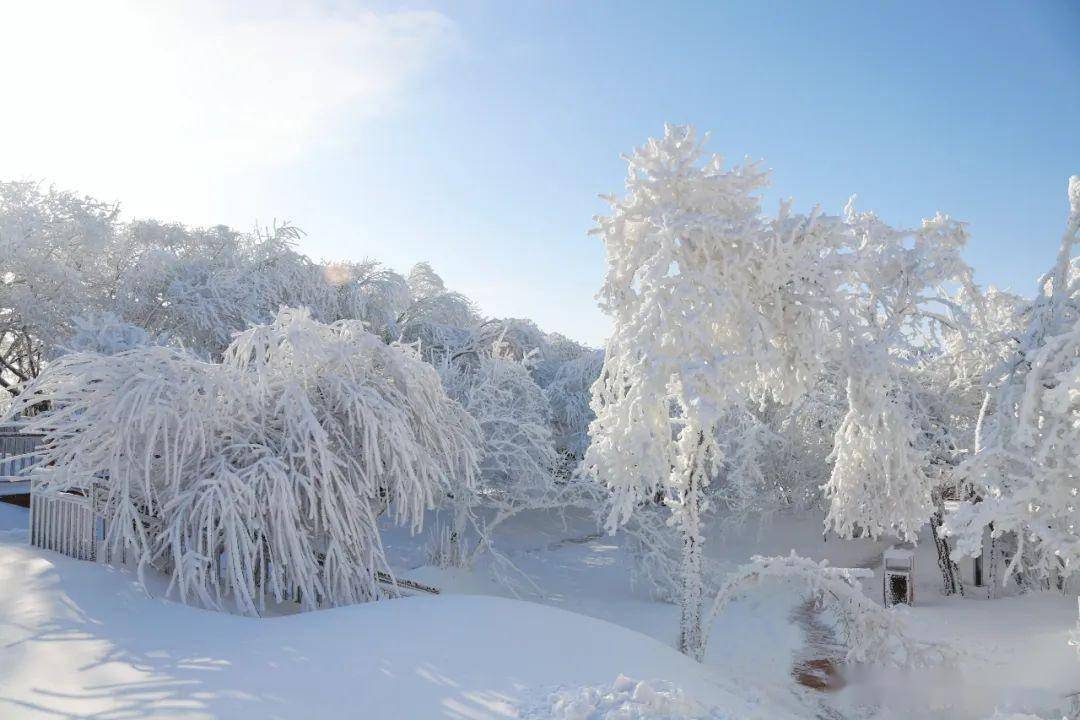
xmin=2 ymin=1 xmax=1077 ymax=346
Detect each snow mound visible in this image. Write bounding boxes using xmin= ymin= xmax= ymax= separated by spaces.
xmin=523 ymin=674 xmax=723 ymax=720
xmin=0 ymin=534 xmax=795 ymax=719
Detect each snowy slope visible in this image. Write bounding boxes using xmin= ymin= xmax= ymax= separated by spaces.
xmin=390 ymin=509 xmax=1080 ymax=720
xmin=0 ymin=516 xmax=796 ymax=719
xmin=3 ymin=501 xmax=1078 ymax=719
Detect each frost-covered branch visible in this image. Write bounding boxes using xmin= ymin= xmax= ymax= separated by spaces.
xmin=705 ymin=553 xmax=953 ymax=667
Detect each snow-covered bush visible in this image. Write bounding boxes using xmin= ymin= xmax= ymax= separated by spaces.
xmin=313 ymin=259 xmax=412 ymax=340
xmin=522 ymin=675 xmax=714 ymax=720
xmin=398 ymin=262 xmax=480 ymax=357
xmin=706 ymin=553 xmax=952 ymax=667
xmin=10 ymin=307 xmax=481 ymax=615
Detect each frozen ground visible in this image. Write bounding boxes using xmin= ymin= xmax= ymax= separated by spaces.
xmin=0 ymin=503 xmax=1077 ymax=719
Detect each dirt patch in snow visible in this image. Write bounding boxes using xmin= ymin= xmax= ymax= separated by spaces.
xmin=790 ymin=597 xmax=846 ymax=692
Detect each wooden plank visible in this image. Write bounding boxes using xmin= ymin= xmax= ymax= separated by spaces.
xmin=375 ymin=571 xmax=440 ymax=596
xmin=0 ymin=480 xmax=30 ymax=496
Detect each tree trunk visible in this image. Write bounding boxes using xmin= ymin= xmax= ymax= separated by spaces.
xmin=676 ymin=431 xmax=707 ymax=662
xmin=986 ymin=524 xmax=999 ymax=599
xmin=677 ymin=478 xmax=704 ymax=661
xmin=930 ymin=504 xmax=963 ymax=596
xmin=448 ymin=501 xmax=469 ymax=568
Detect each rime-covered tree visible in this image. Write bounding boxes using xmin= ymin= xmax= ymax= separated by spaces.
xmin=312 ymin=260 xmax=412 ymax=339
xmin=0 ymin=181 xmax=122 ymax=394
xmin=586 ymin=125 xmax=843 ymax=659
xmin=945 ymin=176 xmax=1080 ymax=590
xmin=398 ymin=262 xmax=480 ymax=357
xmin=823 ymin=199 xmax=975 ymax=552
xmin=437 ymin=341 xmax=558 ymax=561
xmin=10 ymin=308 xmax=481 ymax=615
xmin=544 ymin=348 xmax=604 ymax=475
xmin=113 ymin=221 xmax=311 ymax=358
xmin=0 ymin=181 xmax=345 ymax=375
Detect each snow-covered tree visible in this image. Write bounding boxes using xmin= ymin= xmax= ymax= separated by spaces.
xmin=945 ymin=176 xmax=1080 ymax=589
xmin=0 ymin=181 xmax=122 ymax=393
xmin=0 ymin=181 xmax=345 ymax=375
xmin=114 ymin=221 xmax=277 ymax=357
xmin=544 ymin=348 xmax=604 ymax=474
xmin=9 ymin=307 xmax=481 ymax=615
xmin=754 ymin=371 xmax=846 ymax=518
xmin=437 ymin=343 xmax=558 ymax=560
xmin=533 ymin=332 xmax=591 ymax=388
xmin=398 ymin=262 xmax=480 ymax=357
xmin=586 ymin=125 xmax=844 ymax=659
xmin=472 ymin=318 xmax=548 ymax=363
xmin=824 ymin=200 xmax=975 ymax=548
xmin=318 ymin=260 xmax=411 ymax=339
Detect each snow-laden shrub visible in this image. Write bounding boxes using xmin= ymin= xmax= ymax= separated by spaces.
xmin=320 ymin=259 xmax=412 ymax=339
xmin=705 ymin=553 xmax=953 ymax=668
xmin=10 ymin=307 xmax=481 ymax=615
xmin=398 ymin=263 xmax=480 ymax=358
xmin=522 ymin=675 xmax=715 ymax=720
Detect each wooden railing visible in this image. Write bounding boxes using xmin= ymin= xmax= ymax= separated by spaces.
xmin=0 ymin=431 xmax=43 ymax=480
xmin=28 ymin=482 xmax=442 ymax=599
xmin=29 ymin=485 xmax=99 ymax=561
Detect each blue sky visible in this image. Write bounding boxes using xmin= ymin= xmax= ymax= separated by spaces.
xmin=2 ymin=1 xmax=1077 ymax=345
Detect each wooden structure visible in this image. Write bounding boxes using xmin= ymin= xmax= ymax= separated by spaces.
xmin=883 ymin=546 xmax=915 ymax=606
xmin=0 ymin=429 xmax=43 ymax=498
xmin=29 ymin=483 xmax=100 ymax=561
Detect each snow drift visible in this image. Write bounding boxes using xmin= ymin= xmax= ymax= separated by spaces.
xmin=0 ymin=536 xmax=796 ymax=719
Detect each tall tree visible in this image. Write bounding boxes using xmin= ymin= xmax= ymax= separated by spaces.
xmin=585 ymin=125 xmax=841 ymax=659
xmin=945 ymin=176 xmax=1080 ymax=590
xmin=824 ymin=198 xmax=974 ymax=553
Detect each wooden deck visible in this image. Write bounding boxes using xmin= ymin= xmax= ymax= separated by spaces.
xmin=0 ymin=430 xmax=42 ymax=501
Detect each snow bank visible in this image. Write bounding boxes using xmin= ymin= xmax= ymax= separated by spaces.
xmin=0 ymin=530 xmax=794 ymax=719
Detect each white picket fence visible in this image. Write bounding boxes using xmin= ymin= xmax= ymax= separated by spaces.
xmin=29 ymin=486 xmax=100 ymax=561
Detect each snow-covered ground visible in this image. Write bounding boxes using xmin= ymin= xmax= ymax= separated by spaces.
xmin=1 ymin=503 xmax=1077 ymax=719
